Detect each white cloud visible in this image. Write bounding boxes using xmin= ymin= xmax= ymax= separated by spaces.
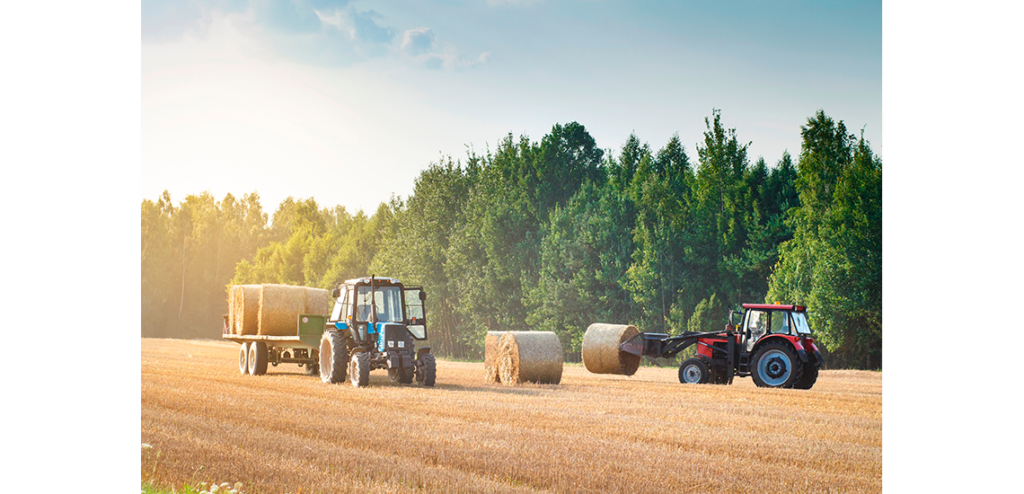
xmin=401 ymin=28 xmax=489 ymax=70
xmin=401 ymin=27 xmax=435 ymax=56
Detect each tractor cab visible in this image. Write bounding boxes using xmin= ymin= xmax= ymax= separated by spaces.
xmin=321 ymin=276 xmax=435 ymax=387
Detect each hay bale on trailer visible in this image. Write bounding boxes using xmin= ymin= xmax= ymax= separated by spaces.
xmin=484 ymin=331 xmax=507 ymax=383
xmin=233 ymin=284 xmax=261 ymax=336
xmin=581 ymin=323 xmax=641 ymax=376
xmin=257 ymin=284 xmax=309 ymax=336
xmin=304 ymin=287 xmax=331 ymax=316
xmin=495 ymin=332 xmax=563 ymax=385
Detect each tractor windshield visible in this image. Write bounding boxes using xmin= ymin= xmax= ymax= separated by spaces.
xmin=792 ymin=311 xmax=812 ymax=335
xmin=355 ymin=285 xmax=404 ymax=323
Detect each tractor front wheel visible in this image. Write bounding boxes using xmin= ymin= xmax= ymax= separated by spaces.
xmin=679 ymin=358 xmax=711 ymax=384
xmin=752 ymin=342 xmax=803 ymax=388
xmin=350 ymin=351 xmax=370 ymax=388
xmin=417 ymin=353 xmax=436 ymax=387
xmin=319 ymin=331 xmax=348 ymax=384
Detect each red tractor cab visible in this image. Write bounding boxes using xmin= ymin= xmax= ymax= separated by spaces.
xmin=619 ymin=304 xmax=823 ymax=389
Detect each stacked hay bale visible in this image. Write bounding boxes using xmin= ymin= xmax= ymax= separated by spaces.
xmin=233 ymin=284 xmax=261 ymax=335
xmin=258 ymin=284 xmax=312 ymax=336
xmin=229 ymin=284 xmax=330 ymax=336
xmin=483 ymin=331 xmax=507 ymax=384
xmin=581 ymin=323 xmax=641 ymax=376
xmin=494 ymin=331 xmax=563 ymax=385
xmin=304 ymin=286 xmax=331 ymax=316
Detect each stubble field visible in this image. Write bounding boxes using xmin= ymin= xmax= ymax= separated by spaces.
xmin=142 ymin=338 xmax=881 ymax=493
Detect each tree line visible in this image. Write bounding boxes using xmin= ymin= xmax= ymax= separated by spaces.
xmin=141 ymin=110 xmax=881 ymax=368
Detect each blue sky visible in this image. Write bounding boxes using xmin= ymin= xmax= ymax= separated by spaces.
xmin=142 ymin=0 xmax=881 ymax=214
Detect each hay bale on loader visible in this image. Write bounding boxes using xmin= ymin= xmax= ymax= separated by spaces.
xmin=257 ymin=284 xmax=310 ymax=336
xmin=483 ymin=331 xmax=507 ymax=383
xmin=495 ymin=331 xmax=563 ymax=385
xmin=581 ymin=323 xmax=641 ymax=376
xmin=233 ymin=284 xmax=261 ymax=335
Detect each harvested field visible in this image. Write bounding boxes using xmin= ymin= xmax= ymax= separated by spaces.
xmin=142 ymin=338 xmax=882 ymax=493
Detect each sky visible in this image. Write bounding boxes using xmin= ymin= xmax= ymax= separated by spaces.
xmin=142 ymin=0 xmax=882 ymax=215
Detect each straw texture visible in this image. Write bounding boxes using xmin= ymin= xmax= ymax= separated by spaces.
xmin=483 ymin=331 xmax=507 ymax=383
xmin=581 ymin=323 xmax=641 ymax=376
xmin=234 ymin=284 xmax=261 ymax=336
xmin=495 ymin=331 xmax=563 ymax=385
xmin=304 ymin=287 xmax=331 ymax=316
xmin=257 ymin=284 xmax=308 ymax=336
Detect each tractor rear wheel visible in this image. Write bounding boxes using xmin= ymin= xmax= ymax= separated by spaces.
xmin=248 ymin=341 xmax=268 ymax=376
xmin=679 ymin=358 xmax=711 ymax=384
xmin=319 ymin=331 xmax=348 ymax=384
xmin=417 ymin=353 xmax=436 ymax=387
xmin=751 ymin=342 xmax=803 ymax=388
xmin=238 ymin=342 xmax=250 ymax=375
xmin=793 ymin=362 xmax=819 ymax=389
xmin=350 ymin=351 xmax=370 ymax=388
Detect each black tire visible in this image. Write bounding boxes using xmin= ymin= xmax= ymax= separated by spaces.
xmin=793 ymin=362 xmax=819 ymax=390
xmin=239 ymin=342 xmax=250 ymax=375
xmin=387 ymin=367 xmax=415 ymax=384
xmin=709 ymin=363 xmax=732 ymax=385
xmin=678 ymin=357 xmax=710 ymax=384
xmin=350 ymin=351 xmax=370 ymax=388
xmin=248 ymin=341 xmax=268 ymax=376
xmin=305 ymin=362 xmax=319 ymax=376
xmin=417 ymin=353 xmax=436 ymax=387
xmin=319 ymin=331 xmax=348 ymax=384
xmin=751 ymin=341 xmax=803 ymax=388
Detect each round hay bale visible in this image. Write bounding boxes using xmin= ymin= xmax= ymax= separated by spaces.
xmin=258 ymin=284 xmax=308 ymax=336
xmin=582 ymin=323 xmax=641 ymax=376
xmin=227 ymin=285 xmax=238 ymax=334
xmin=483 ymin=331 xmax=507 ymax=384
xmin=305 ymin=287 xmax=330 ymax=316
xmin=234 ymin=284 xmax=261 ymax=336
xmin=496 ymin=331 xmax=563 ymax=385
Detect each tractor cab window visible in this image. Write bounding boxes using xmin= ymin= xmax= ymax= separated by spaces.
xmin=792 ymin=311 xmax=812 ymax=335
xmin=356 ymin=285 xmax=404 ymax=323
xmin=769 ymin=311 xmax=791 ymax=334
xmin=329 ymin=289 xmax=345 ymax=322
xmin=745 ymin=310 xmax=768 ymax=340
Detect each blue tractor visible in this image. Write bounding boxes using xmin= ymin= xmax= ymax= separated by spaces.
xmin=319 ymin=276 xmax=435 ymax=387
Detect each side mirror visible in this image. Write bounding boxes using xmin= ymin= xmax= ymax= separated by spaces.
xmin=419 ymin=291 xmax=427 ymax=301
xmin=331 ymin=288 xmax=340 ymax=298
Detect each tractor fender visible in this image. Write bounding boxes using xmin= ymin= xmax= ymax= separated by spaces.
xmin=752 ymin=335 xmax=808 ymax=362
xmin=416 ymin=347 xmax=431 ymax=360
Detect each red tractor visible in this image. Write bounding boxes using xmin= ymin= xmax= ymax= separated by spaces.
xmin=620 ymin=303 xmax=823 ymax=389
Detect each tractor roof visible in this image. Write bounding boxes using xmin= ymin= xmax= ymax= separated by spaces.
xmin=344 ymin=276 xmax=401 ymax=286
xmin=742 ymin=303 xmax=807 ymax=311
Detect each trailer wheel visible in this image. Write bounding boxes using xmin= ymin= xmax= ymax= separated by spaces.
xmin=679 ymin=358 xmax=710 ymax=384
xmin=752 ymin=342 xmax=803 ymax=388
xmin=248 ymin=341 xmax=268 ymax=376
xmin=319 ymin=331 xmax=348 ymax=384
xmin=417 ymin=353 xmax=436 ymax=387
xmin=350 ymin=351 xmax=370 ymax=388
xmin=793 ymin=362 xmax=819 ymax=390
xmin=239 ymin=342 xmax=251 ymax=375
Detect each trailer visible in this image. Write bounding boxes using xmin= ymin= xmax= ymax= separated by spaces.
xmin=224 ymin=313 xmax=327 ymax=376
